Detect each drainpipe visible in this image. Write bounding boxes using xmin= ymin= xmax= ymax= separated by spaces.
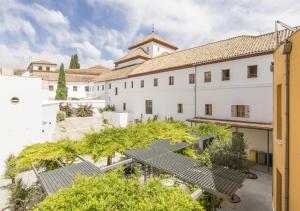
xmin=193 ymin=64 xmax=197 ymax=118
xmin=282 ymin=40 xmax=292 ymax=211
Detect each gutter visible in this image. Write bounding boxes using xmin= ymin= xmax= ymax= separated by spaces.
xmin=282 ymin=40 xmax=292 ymax=211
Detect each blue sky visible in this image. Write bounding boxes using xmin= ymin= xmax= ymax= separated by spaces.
xmin=0 ymin=0 xmax=299 ymax=69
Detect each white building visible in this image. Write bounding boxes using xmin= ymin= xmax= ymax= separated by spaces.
xmin=27 ymin=29 xmax=294 ymax=169
xmin=0 ymin=72 xmax=58 ymax=173
xmin=30 ymin=65 xmax=111 ymax=99
xmin=91 ymin=29 xmax=294 ymax=169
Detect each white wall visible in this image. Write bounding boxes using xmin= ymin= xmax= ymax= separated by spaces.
xmin=0 ymin=76 xmax=45 ymax=174
xmin=196 ymin=54 xmax=273 ymax=123
xmin=116 ymin=58 xmax=146 ymax=69
xmin=44 ymin=81 xmax=94 ymax=99
xmin=137 ymin=41 xmax=175 ymax=57
xmin=31 ymin=64 xmax=56 ymax=71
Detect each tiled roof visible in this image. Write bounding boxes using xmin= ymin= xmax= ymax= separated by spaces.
xmin=30 ymin=60 xmax=57 ymax=65
xmin=95 ymin=64 xmax=141 ymax=82
xmin=31 ymin=71 xmax=98 ymax=82
xmin=65 ymin=67 xmax=111 ymax=75
xmin=128 ymin=33 xmax=178 ymax=50
xmin=128 ymin=29 xmax=294 ymax=77
xmin=114 ymin=48 xmax=151 ymax=64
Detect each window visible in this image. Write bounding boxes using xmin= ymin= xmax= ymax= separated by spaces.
xmin=85 ymin=86 xmax=89 ymax=92
xmin=102 ymin=85 xmax=104 ymax=91
xmin=189 ymin=73 xmax=195 ymax=84
xmin=115 ymin=87 xmax=118 ymax=95
xmin=169 ymin=76 xmax=174 ymax=85
xmin=131 ymin=81 xmax=134 ymax=88
xmin=222 ymin=69 xmax=230 ymax=81
xmin=154 ymin=78 xmax=158 ymax=87
xmin=231 ymin=105 xmax=250 ymax=118
xmin=204 ymin=71 xmax=211 ymax=82
xmin=248 ymin=65 xmax=257 ymax=78
xmin=97 ymin=86 xmax=99 ymax=91
xmin=10 ymin=97 xmax=20 ymax=104
xmin=205 ymin=104 xmax=212 ymax=115
xmin=38 ymin=66 xmax=43 ymax=71
xmin=177 ymin=104 xmax=183 ymax=113
xmin=73 ymin=86 xmax=77 ymax=91
xmin=46 ymin=66 xmax=50 ymax=71
xmin=277 ymin=85 xmax=282 ymax=140
xmin=276 ymin=169 xmax=282 ymax=211
xmin=124 ymin=82 xmax=127 ymax=88
xmin=109 ymin=83 xmax=111 ymax=89
xmin=123 ymin=103 xmax=126 ymax=111
xmin=49 ymin=85 xmax=54 ymax=91
xmin=141 ymin=80 xmax=144 ymax=88
xmin=145 ymin=100 xmax=152 ymax=114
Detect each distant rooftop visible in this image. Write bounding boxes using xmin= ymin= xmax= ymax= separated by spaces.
xmin=128 ymin=32 xmax=178 ymax=50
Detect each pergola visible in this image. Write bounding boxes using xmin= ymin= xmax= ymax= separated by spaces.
xmin=125 ymin=140 xmax=247 ymax=200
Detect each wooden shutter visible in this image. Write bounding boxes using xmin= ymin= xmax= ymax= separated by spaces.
xmin=231 ymin=105 xmax=236 ymax=117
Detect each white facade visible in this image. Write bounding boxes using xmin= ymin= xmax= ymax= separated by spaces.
xmin=43 ymin=80 xmax=96 ymax=99
xmin=0 ymin=75 xmax=59 ymax=174
xmin=134 ymin=41 xmax=176 ymax=57
xmin=30 ymin=63 xmax=57 ymax=72
xmin=94 ymin=54 xmax=274 ymax=157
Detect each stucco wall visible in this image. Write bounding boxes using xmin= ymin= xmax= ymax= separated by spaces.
xmin=0 ymin=76 xmax=45 ymax=174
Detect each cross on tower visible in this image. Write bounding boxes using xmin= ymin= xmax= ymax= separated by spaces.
xmin=152 ymin=24 xmax=155 ymax=33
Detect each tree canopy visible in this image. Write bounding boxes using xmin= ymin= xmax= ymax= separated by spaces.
xmin=55 ymin=63 xmax=67 ymax=100
xmin=35 ymin=169 xmax=204 ymax=211
xmin=69 ymin=54 xmax=80 ymax=69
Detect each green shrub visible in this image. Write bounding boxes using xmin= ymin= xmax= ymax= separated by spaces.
xmin=59 ymin=103 xmax=73 ymax=117
xmin=99 ymin=104 xmax=115 ymax=113
xmin=75 ymin=104 xmax=93 ymax=117
xmin=56 ymin=111 xmax=65 ymax=122
xmin=4 ymin=154 xmax=17 ymax=183
xmin=35 ymin=170 xmax=204 ymax=210
xmin=8 ymin=179 xmax=45 ymax=210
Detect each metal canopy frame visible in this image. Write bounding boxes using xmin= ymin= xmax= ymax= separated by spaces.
xmin=35 ymin=161 xmax=103 ymax=195
xmin=125 ymin=140 xmax=247 ymax=199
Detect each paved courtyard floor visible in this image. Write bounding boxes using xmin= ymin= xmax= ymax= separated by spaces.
xmin=221 ymin=170 xmax=272 ymax=211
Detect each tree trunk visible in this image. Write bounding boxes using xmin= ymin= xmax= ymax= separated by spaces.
xmin=107 ymin=156 xmax=112 ymax=166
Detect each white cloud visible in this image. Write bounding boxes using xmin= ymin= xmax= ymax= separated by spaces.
xmin=0 ymin=14 xmax=36 ymax=37
xmin=89 ymin=0 xmax=300 ymax=49
xmin=71 ymin=41 xmax=101 ymax=59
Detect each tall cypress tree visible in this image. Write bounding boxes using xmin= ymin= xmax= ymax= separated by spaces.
xmin=69 ymin=55 xmax=74 ymax=69
xmin=74 ymin=54 xmax=80 ymax=69
xmin=55 ymin=63 xmax=68 ymax=100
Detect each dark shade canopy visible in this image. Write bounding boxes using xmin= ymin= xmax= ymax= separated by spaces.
xmin=125 ymin=140 xmax=246 ymax=199
xmin=37 ymin=161 xmax=102 ymax=194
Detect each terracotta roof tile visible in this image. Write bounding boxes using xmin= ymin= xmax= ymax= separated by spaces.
xmin=114 ymin=48 xmax=151 ymax=64
xmin=128 ymin=32 xmax=178 ymax=50
xmin=31 ymin=71 xmax=98 ymax=82
xmin=95 ymin=64 xmax=141 ymax=82
xmin=128 ymin=29 xmax=294 ymax=77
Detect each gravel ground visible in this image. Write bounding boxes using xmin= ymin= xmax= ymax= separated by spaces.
xmin=52 ymin=115 xmax=104 ymax=141
xmin=221 ymin=171 xmax=272 ymax=211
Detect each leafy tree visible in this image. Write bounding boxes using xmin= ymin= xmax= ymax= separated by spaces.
xmin=73 ymin=54 xmax=80 ymax=69
xmin=8 ymin=179 xmax=44 ymax=210
xmin=15 ymin=140 xmax=78 ymax=173
xmin=199 ymin=132 xmax=249 ymax=171
xmin=191 ymin=122 xmax=232 ymax=140
xmin=35 ymin=169 xmax=204 ymax=210
xmin=55 ymin=63 xmax=67 ymax=100
xmin=69 ymin=54 xmax=80 ymax=69
xmin=69 ymin=55 xmax=74 ymax=69
xmin=4 ymin=154 xmax=17 ymax=184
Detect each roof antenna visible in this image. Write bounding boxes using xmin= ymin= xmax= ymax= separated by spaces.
xmin=152 ymin=24 xmax=155 ymax=33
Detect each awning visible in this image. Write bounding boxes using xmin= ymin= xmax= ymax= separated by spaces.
xmin=187 ymin=117 xmax=273 ymax=130
xmin=125 ymin=140 xmax=247 ymax=199
xmin=36 ymin=161 xmax=102 ymax=195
